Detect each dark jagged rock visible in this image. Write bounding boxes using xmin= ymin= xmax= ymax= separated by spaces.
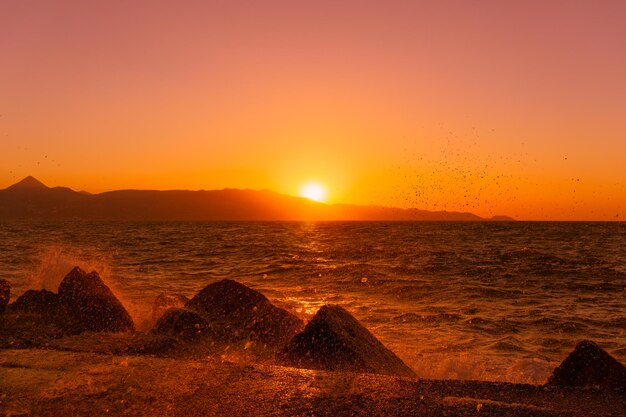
xmin=1 ymin=289 xmax=79 ymax=345
xmin=547 ymin=340 xmax=626 ymax=389
xmin=151 ymin=293 xmax=190 ymax=324
xmin=0 ymin=279 xmax=10 ymax=313
xmin=9 ymin=289 xmax=66 ymax=316
xmin=153 ymin=308 xmax=214 ymax=340
xmin=58 ymin=267 xmax=135 ymax=333
xmin=277 ymin=304 xmax=415 ymax=378
xmin=185 ymin=279 xmax=303 ymax=347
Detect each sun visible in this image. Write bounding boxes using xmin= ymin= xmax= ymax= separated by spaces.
xmin=300 ymin=182 xmax=327 ymax=202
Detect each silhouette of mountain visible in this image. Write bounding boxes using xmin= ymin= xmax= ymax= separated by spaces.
xmin=6 ymin=176 xmax=49 ymax=190
xmin=0 ymin=177 xmax=514 ymax=221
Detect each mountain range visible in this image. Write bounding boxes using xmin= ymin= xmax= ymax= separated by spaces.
xmin=0 ymin=176 xmax=514 ymax=221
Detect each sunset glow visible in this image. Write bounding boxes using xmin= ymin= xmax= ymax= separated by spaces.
xmin=2 ymin=3 xmax=626 ymax=415
xmin=1 ymin=1 xmax=626 ymax=219
xmin=300 ymin=182 xmax=327 ymax=202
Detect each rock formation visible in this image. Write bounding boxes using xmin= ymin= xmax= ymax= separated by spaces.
xmin=547 ymin=340 xmax=626 ymax=389
xmin=185 ymin=279 xmax=303 ymax=347
xmin=277 ymin=304 xmax=415 ymax=378
xmin=0 ymin=279 xmax=10 ymax=313
xmin=58 ymin=267 xmax=135 ymax=332
xmin=153 ymin=308 xmax=214 ymax=340
xmin=151 ymin=293 xmax=189 ymax=324
xmin=1 ymin=288 xmax=77 ymax=345
xmin=9 ymin=289 xmax=66 ymax=316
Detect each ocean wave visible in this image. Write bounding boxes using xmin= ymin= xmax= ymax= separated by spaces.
xmin=1 ymin=221 xmax=625 ymax=383
xmin=393 ymin=312 xmax=463 ymax=324
xmin=490 ymin=338 xmax=529 ymax=353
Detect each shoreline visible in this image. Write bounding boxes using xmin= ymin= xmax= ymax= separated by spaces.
xmin=2 ymin=347 xmax=625 ymax=417
xmin=2 ymin=270 xmax=626 ymax=416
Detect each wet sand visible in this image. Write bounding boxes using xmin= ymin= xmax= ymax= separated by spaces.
xmin=1 ymin=347 xmax=624 ymax=417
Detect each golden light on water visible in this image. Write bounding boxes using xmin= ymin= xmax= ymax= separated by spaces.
xmin=300 ymin=182 xmax=327 ymax=202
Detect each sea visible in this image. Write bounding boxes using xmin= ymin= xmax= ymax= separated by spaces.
xmin=1 ymin=221 xmax=625 ymax=384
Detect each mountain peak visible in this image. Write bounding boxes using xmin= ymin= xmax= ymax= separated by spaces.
xmin=6 ymin=176 xmax=49 ymax=190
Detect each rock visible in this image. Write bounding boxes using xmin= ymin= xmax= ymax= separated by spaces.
xmin=151 ymin=293 xmax=189 ymax=324
xmin=277 ymin=304 xmax=415 ymax=378
xmin=153 ymin=308 xmax=214 ymax=339
xmin=0 ymin=279 xmax=10 ymax=313
xmin=58 ymin=267 xmax=135 ymax=333
xmin=186 ymin=279 xmax=303 ymax=347
xmin=547 ymin=340 xmax=626 ymax=389
xmin=9 ymin=289 xmax=66 ymax=316
xmin=1 ymin=289 xmax=78 ymax=344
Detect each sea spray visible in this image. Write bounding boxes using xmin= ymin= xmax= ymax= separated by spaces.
xmin=22 ymin=244 xmax=146 ymax=326
xmin=25 ymin=245 xmax=113 ymax=291
xmin=1 ymin=221 xmax=625 ymax=384
xmin=404 ymin=352 xmax=555 ymax=384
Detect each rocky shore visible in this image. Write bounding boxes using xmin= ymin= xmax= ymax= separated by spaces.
xmin=1 ymin=268 xmax=625 ymax=416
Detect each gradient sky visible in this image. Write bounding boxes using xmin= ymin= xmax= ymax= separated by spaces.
xmin=1 ymin=1 xmax=625 ymax=220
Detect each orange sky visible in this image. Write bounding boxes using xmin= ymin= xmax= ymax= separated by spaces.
xmin=1 ymin=1 xmax=625 ymax=220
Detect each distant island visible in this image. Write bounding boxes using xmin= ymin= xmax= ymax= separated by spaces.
xmin=0 ymin=176 xmax=514 ymax=221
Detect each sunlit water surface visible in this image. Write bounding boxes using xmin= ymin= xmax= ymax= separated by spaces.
xmin=1 ymin=221 xmax=625 ymax=383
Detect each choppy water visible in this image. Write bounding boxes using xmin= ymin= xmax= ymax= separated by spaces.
xmin=1 ymin=221 xmax=625 ymax=383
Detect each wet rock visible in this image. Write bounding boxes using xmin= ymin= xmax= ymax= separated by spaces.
xmin=0 ymin=279 xmax=10 ymax=313
xmin=151 ymin=293 xmax=190 ymax=324
xmin=1 ymin=290 xmax=77 ymax=345
xmin=153 ymin=308 xmax=214 ymax=339
xmin=127 ymin=334 xmax=184 ymax=356
xmin=277 ymin=304 xmax=416 ymax=378
xmin=58 ymin=267 xmax=135 ymax=333
xmin=186 ymin=279 xmax=303 ymax=347
xmin=547 ymin=340 xmax=626 ymax=389
xmin=9 ymin=289 xmax=66 ymax=316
